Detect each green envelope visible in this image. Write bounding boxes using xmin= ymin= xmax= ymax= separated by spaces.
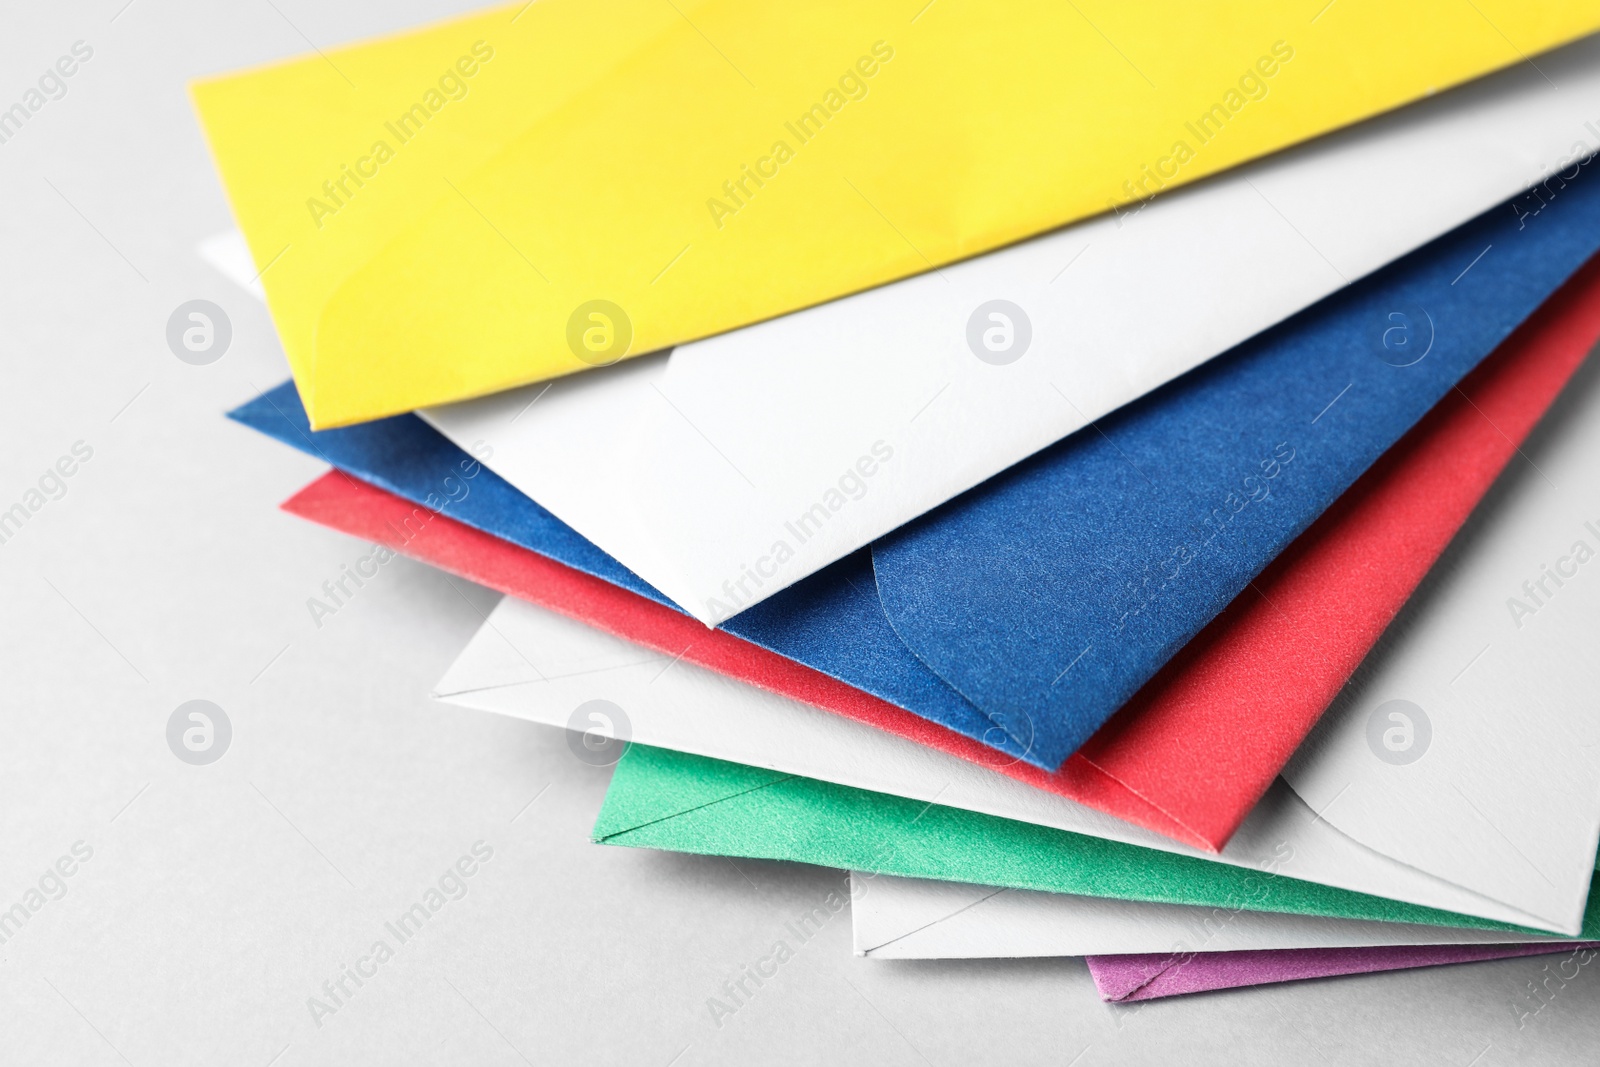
xmin=593 ymin=744 xmax=1600 ymax=938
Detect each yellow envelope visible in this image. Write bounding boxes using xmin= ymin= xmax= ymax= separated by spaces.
xmin=192 ymin=1 xmax=1600 ymax=427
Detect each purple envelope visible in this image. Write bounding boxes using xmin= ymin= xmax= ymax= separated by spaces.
xmin=1087 ymin=943 xmax=1600 ymax=1002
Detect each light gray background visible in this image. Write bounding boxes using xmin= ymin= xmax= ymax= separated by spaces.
xmin=2 ymin=2 xmax=1597 ymax=1064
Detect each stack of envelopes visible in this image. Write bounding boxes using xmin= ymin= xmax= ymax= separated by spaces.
xmin=194 ymin=2 xmax=1600 ymax=1002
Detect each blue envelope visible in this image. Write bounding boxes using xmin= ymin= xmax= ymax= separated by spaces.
xmin=233 ymin=170 xmax=1600 ymax=771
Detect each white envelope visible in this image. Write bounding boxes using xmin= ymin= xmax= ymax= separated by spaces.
xmin=418 ymin=36 xmax=1600 ymax=624
xmin=434 ymin=490 xmax=1599 ymax=935
xmin=847 ymin=874 xmax=1574 ymax=959
xmin=1282 ymin=381 xmax=1600 ymax=940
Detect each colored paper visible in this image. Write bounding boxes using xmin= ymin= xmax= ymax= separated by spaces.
xmin=591 ymin=744 xmax=1600 ymax=938
xmin=848 ymin=873 xmax=1585 ymax=958
xmin=428 ymin=591 xmax=1586 ymax=929
xmin=191 ymin=1 xmax=1600 ymax=426
xmin=1086 ymin=943 xmax=1600 ymax=1002
xmin=424 ymin=35 xmax=1600 ymax=623
xmin=264 ymin=239 xmax=1600 ymax=857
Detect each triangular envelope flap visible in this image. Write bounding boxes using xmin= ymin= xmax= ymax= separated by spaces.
xmin=591 ymin=745 xmax=792 ymax=841
xmin=420 ymin=351 xmax=692 ymax=604
xmin=432 ymin=605 xmax=538 ymax=697
xmin=871 ymin=171 xmax=1600 ymax=771
xmin=724 ymin=552 xmax=1020 ymax=757
xmin=1221 ymin=779 xmax=1559 ymax=931
xmin=437 ymin=597 xmax=964 ymax=784
xmin=434 ymin=595 xmax=666 ymax=702
xmin=1285 ymin=355 xmax=1600 ymax=934
xmin=853 ymin=875 xmax=1566 ymax=959
xmin=850 ymin=874 xmax=1001 ymax=956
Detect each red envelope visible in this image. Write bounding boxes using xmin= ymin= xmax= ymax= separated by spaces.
xmin=284 ymin=252 xmax=1600 ymax=851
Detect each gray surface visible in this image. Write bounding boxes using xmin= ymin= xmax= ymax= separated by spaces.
xmin=2 ymin=2 xmax=1598 ymax=1063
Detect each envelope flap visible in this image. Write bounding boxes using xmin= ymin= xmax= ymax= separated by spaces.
xmin=591 ymin=745 xmax=793 ymax=842
xmin=850 ymin=874 xmax=1005 ymax=956
xmin=432 ymin=590 xmax=669 ymax=703
xmin=431 ymin=606 xmax=539 ymax=697
xmin=854 ymin=872 xmax=1582 ymax=960
xmin=1284 ymin=354 xmax=1600 ymax=933
xmin=1089 ymin=955 xmax=1178 ymax=1002
xmin=1084 ymin=944 xmax=1599 ymax=1002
